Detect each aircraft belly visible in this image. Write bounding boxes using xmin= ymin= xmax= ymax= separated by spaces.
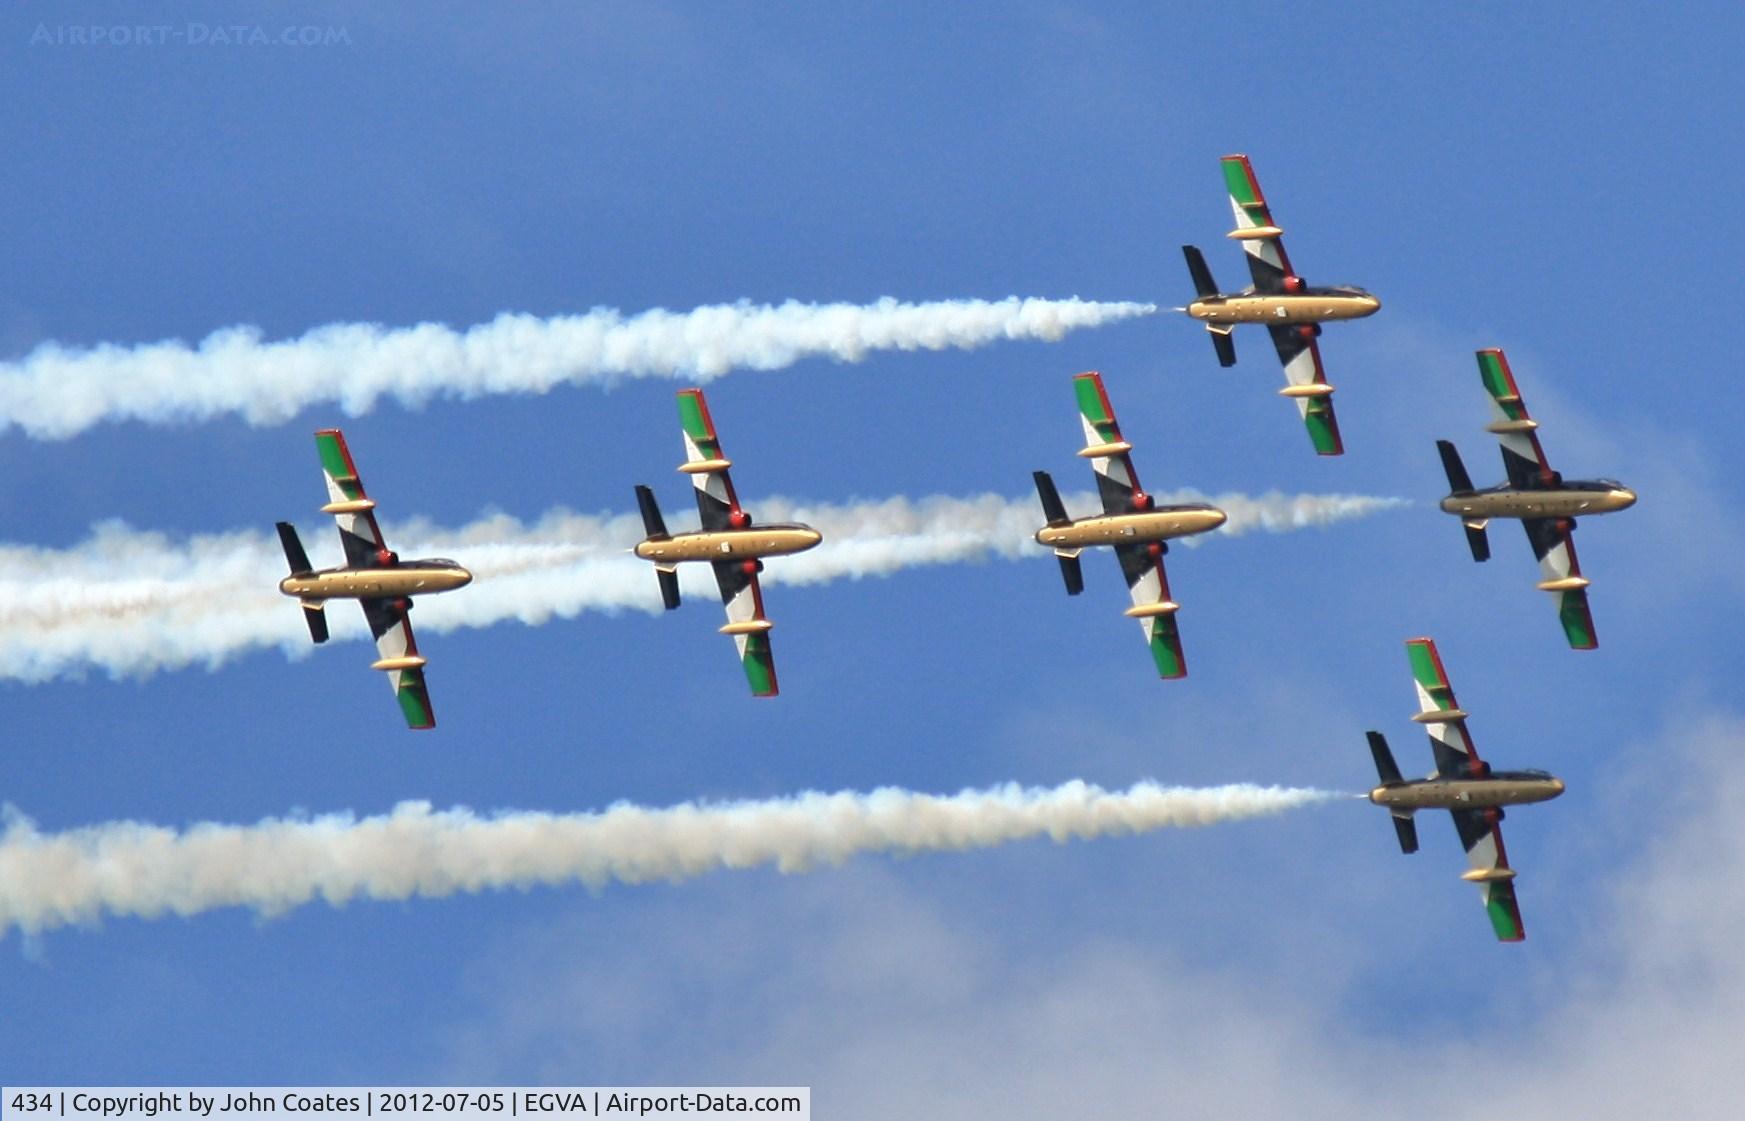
xmin=1190 ymin=295 xmax=1375 ymax=324
xmin=1445 ymin=491 xmax=1619 ymax=520
xmin=1375 ymin=779 xmax=1561 ymax=810
xmin=639 ymin=528 xmax=821 ymax=563
xmin=1039 ymin=511 xmax=1222 ymax=548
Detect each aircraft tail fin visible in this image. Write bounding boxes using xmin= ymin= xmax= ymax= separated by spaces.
xmin=1032 ymin=470 xmax=1070 ymax=526
xmin=1055 ymin=553 xmax=1085 ymax=596
xmin=656 ymin=568 xmax=681 ymax=611
xmin=1367 ymin=730 xmax=1404 ymax=785
xmin=275 ymin=522 xmax=329 ymax=644
xmin=1033 ymin=471 xmax=1084 ymax=595
xmin=1366 ymin=732 xmax=1417 ymax=853
xmin=1182 ymin=246 xmax=1237 ymax=366
xmin=300 ymin=600 xmax=330 ymax=644
xmin=276 ymin=521 xmax=314 ymax=575
xmin=1435 ymin=441 xmax=1491 ymax=562
xmin=635 ymin=485 xmax=682 ymax=609
xmin=1391 ymin=814 xmax=1420 ymax=855
xmin=1208 ymin=326 xmax=1236 ymax=367
xmin=1182 ymin=245 xmax=1219 ymax=297
xmin=1437 ymin=439 xmax=1475 ymax=493
xmin=635 ymin=484 xmax=670 ymax=539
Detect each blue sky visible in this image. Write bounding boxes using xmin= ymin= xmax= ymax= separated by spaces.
xmin=4 ymin=2 xmax=1743 ymax=1113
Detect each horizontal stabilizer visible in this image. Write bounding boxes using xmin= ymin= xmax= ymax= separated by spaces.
xmin=1056 ymin=553 xmax=1084 ymax=596
xmin=276 ymin=521 xmax=313 ymax=576
xmin=1436 ymin=439 xmax=1476 ymax=494
xmin=1463 ymin=523 xmax=1490 ymax=562
xmin=1367 ymin=731 xmax=1405 ymax=785
xmin=635 ymin=484 xmax=670 ymax=539
xmin=1391 ymin=814 xmax=1420 ymax=855
xmin=656 ymin=568 xmax=681 ymax=611
xmin=1182 ymin=245 xmax=1219 ymax=298
xmin=1032 ymin=470 xmax=1071 ymax=526
xmin=1436 ymin=442 xmax=1490 ymax=560
xmin=1209 ymin=325 xmax=1236 ymax=367
xmin=300 ymin=600 xmax=329 ymax=645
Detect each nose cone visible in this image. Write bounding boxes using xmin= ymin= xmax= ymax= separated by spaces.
xmin=797 ymin=526 xmax=824 ymax=552
xmin=1611 ymin=487 xmax=1638 ymax=511
xmin=277 ymin=575 xmax=297 ymax=596
xmin=1359 ymin=294 xmax=1382 ymax=316
xmin=1550 ymin=777 xmax=1566 ymax=797
xmin=1204 ymin=507 xmax=1229 ymax=531
xmin=453 ymin=567 xmax=475 ymax=589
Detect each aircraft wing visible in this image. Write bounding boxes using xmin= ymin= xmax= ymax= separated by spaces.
xmin=1523 ymin=516 xmax=1597 ymax=649
xmin=1476 ymin=349 xmax=1557 ymax=489
xmin=1114 ymin=543 xmax=1186 ymax=678
xmin=1265 ymin=326 xmax=1343 ymax=456
xmin=1073 ymin=372 xmax=1147 ymax=515
xmin=1406 ymin=637 xmax=1483 ymax=779
xmin=1406 ymin=638 xmax=1524 ymax=940
xmin=1222 ymin=154 xmax=1294 ymax=294
xmin=1071 ymin=373 xmax=1187 ymax=677
xmin=1450 ymin=807 xmax=1526 ymax=942
xmin=315 ymin=429 xmax=391 ymax=567
xmin=678 ymin=388 xmax=743 ymax=532
xmin=711 ymin=559 xmax=778 ymax=697
xmin=359 ymin=597 xmax=436 ymax=730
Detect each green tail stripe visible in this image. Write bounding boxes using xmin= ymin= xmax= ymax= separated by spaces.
xmin=1149 ymin=619 xmax=1186 ymax=679
xmin=1220 ymin=156 xmax=1262 ymax=210
xmin=677 ymin=391 xmax=717 ymax=447
xmin=742 ymin=633 xmax=777 ymax=696
xmin=1476 ymin=351 xmax=1526 ymax=420
xmin=396 ymin=671 xmax=434 ymax=728
xmin=1559 ymin=590 xmax=1597 ymax=649
xmin=1304 ymin=407 xmax=1340 ymax=455
xmin=1486 ymin=882 xmax=1524 ymax=941
xmin=1072 ymin=375 xmax=1120 ymax=444
xmin=316 ymin=433 xmax=364 ymax=500
xmin=1406 ymin=640 xmax=1455 ymax=704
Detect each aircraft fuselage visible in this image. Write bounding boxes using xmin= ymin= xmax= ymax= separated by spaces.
xmin=1034 ymin=506 xmax=1226 ymax=550
xmin=1369 ymin=773 xmax=1565 ymax=812
xmin=1441 ymin=483 xmax=1636 ymax=521
xmin=635 ymin=524 xmax=822 ymax=565
xmin=1186 ymin=289 xmax=1380 ymax=326
xmin=279 ymin=560 xmax=473 ymax=602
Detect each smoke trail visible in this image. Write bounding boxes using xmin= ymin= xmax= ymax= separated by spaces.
xmin=0 ymin=297 xmax=1155 ymax=440
xmin=0 ymin=780 xmax=1332 ymax=933
xmin=0 ymin=490 xmax=1403 ymax=681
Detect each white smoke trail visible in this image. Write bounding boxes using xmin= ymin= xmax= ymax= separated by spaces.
xmin=0 ymin=490 xmax=1403 ymax=682
xmin=0 ymin=297 xmax=1155 ymax=440
xmin=0 ymin=780 xmax=1332 ymax=934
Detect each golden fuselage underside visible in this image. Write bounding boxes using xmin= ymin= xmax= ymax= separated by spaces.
xmin=1369 ymin=777 xmax=1565 ymax=811
xmin=634 ymin=524 xmax=823 ymax=564
xmin=1187 ymin=293 xmax=1380 ymax=325
xmin=1035 ymin=508 xmax=1226 ymax=549
xmin=279 ymin=565 xmax=473 ymax=601
xmin=1441 ymin=488 xmax=1636 ymax=520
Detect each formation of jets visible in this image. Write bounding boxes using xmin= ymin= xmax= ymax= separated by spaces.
xmin=262 ymin=156 xmax=1629 ymax=943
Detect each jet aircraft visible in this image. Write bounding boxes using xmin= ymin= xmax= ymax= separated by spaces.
xmin=1435 ymin=348 xmax=1636 ymax=649
xmin=275 ymin=429 xmax=472 ymax=730
xmin=1181 ymin=154 xmax=1380 ymax=455
xmin=634 ymin=388 xmax=822 ymax=697
xmin=1365 ymin=637 xmax=1565 ymax=942
xmin=1031 ymin=372 xmax=1226 ymax=678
